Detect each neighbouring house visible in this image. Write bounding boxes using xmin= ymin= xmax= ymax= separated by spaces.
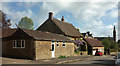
xmin=1 ymin=28 xmax=74 ymax=60
xmin=84 ymin=38 xmax=104 ymax=55
xmin=82 ymin=31 xmax=104 ymax=55
xmin=36 ymin=12 xmax=88 ymax=55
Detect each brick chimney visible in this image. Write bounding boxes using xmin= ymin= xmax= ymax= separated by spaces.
xmin=49 ymin=12 xmax=53 ymax=20
xmin=61 ymin=16 xmax=65 ymax=21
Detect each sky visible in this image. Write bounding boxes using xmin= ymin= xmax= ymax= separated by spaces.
xmin=0 ymin=0 xmax=120 ymax=41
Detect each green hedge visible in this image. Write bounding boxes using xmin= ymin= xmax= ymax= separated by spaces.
xmin=58 ymin=55 xmax=66 ymax=58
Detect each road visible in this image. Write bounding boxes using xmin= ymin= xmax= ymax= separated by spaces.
xmin=2 ymin=55 xmax=117 ymax=66
xmin=66 ymin=55 xmax=116 ymax=66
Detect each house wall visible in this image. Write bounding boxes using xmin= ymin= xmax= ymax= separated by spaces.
xmin=35 ymin=41 xmax=74 ymax=60
xmin=92 ymin=47 xmax=104 ymax=54
xmin=55 ymin=42 xmax=74 ymax=58
xmin=37 ymin=19 xmax=64 ymax=35
xmin=35 ymin=41 xmax=52 ymax=60
xmin=2 ymin=29 xmax=35 ymax=59
xmin=2 ymin=39 xmax=35 ymax=59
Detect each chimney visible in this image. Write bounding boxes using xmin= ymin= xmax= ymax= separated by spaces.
xmin=49 ymin=12 xmax=53 ymax=20
xmin=61 ymin=16 xmax=65 ymax=21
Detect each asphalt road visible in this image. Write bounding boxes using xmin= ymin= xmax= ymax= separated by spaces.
xmin=66 ymin=55 xmax=116 ymax=66
xmin=2 ymin=55 xmax=117 ymax=66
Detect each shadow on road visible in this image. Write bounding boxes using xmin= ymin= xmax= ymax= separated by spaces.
xmin=91 ymin=59 xmax=115 ymax=66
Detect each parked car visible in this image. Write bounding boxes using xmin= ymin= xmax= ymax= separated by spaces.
xmin=95 ymin=51 xmax=103 ymax=56
xmin=114 ymin=53 xmax=120 ymax=64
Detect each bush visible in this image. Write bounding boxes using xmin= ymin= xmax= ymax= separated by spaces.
xmin=118 ymin=48 xmax=120 ymax=52
xmin=110 ymin=49 xmax=117 ymax=52
xmin=58 ymin=55 xmax=66 ymax=58
xmin=74 ymin=50 xmax=79 ymax=54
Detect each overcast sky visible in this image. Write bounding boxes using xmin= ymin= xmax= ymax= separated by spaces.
xmin=0 ymin=0 xmax=119 ymax=41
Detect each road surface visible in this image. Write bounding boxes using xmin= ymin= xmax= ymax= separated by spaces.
xmin=66 ymin=55 xmax=116 ymax=66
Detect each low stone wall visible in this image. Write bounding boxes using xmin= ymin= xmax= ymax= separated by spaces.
xmin=110 ymin=52 xmax=119 ymax=55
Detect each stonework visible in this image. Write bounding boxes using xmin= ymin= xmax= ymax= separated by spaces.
xmin=35 ymin=41 xmax=52 ymax=60
xmin=55 ymin=42 xmax=74 ymax=58
xmin=35 ymin=41 xmax=74 ymax=60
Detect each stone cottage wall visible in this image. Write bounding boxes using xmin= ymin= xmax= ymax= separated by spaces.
xmin=35 ymin=41 xmax=52 ymax=60
xmin=35 ymin=41 xmax=74 ymax=60
xmin=55 ymin=42 xmax=74 ymax=58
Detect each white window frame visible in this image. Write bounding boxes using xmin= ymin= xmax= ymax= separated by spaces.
xmin=13 ymin=40 xmax=25 ymax=48
xmin=62 ymin=42 xmax=66 ymax=47
xmin=21 ymin=40 xmax=25 ymax=48
xmin=13 ymin=40 xmax=17 ymax=48
xmin=57 ymin=42 xmax=59 ymax=47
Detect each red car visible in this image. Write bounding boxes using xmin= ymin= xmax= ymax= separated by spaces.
xmin=95 ymin=51 xmax=103 ymax=56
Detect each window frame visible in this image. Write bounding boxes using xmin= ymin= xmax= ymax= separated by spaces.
xmin=62 ymin=42 xmax=66 ymax=47
xmin=21 ymin=40 xmax=25 ymax=48
xmin=13 ymin=40 xmax=17 ymax=48
xmin=13 ymin=40 xmax=25 ymax=48
xmin=51 ymin=41 xmax=55 ymax=51
xmin=57 ymin=42 xmax=59 ymax=47
xmin=16 ymin=40 xmax=21 ymax=48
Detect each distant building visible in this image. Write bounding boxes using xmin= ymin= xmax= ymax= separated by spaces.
xmin=113 ymin=25 xmax=116 ymax=42
xmin=94 ymin=25 xmax=116 ymax=42
xmin=84 ymin=38 xmax=104 ymax=55
xmin=82 ymin=31 xmax=104 ymax=55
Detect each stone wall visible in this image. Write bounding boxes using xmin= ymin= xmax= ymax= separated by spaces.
xmin=35 ymin=41 xmax=52 ymax=60
xmin=35 ymin=41 xmax=74 ymax=60
xmin=55 ymin=42 xmax=74 ymax=58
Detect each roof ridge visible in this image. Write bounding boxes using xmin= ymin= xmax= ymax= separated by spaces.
xmin=22 ymin=28 xmax=65 ymax=37
xmin=53 ymin=18 xmax=72 ymax=25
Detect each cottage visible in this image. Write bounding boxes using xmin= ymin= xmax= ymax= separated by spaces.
xmin=36 ymin=12 xmax=89 ymax=55
xmin=36 ymin=12 xmax=83 ymax=40
xmin=1 ymin=28 xmax=74 ymax=60
xmin=84 ymin=38 xmax=104 ymax=55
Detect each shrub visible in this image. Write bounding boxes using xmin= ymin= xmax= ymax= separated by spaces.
xmin=74 ymin=50 xmax=81 ymax=54
xmin=58 ymin=55 xmax=66 ymax=58
xmin=110 ymin=49 xmax=117 ymax=52
xmin=118 ymin=48 xmax=120 ymax=52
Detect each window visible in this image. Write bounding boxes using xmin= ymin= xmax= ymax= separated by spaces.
xmin=62 ymin=42 xmax=66 ymax=47
xmin=52 ymin=41 xmax=55 ymax=51
xmin=16 ymin=40 xmax=21 ymax=47
xmin=57 ymin=42 xmax=59 ymax=47
xmin=13 ymin=40 xmax=16 ymax=48
xmin=21 ymin=40 xmax=25 ymax=48
xmin=13 ymin=40 xmax=25 ymax=48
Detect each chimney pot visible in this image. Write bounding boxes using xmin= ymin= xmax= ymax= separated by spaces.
xmin=49 ymin=12 xmax=53 ymax=20
xmin=61 ymin=16 xmax=65 ymax=21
